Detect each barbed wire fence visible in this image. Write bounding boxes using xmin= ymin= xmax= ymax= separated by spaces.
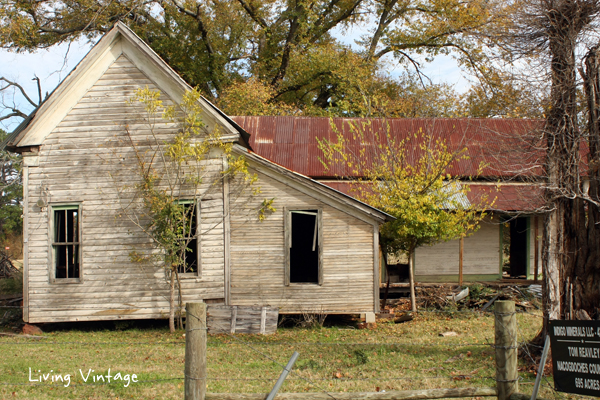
xmin=0 ymin=302 xmax=565 ymax=400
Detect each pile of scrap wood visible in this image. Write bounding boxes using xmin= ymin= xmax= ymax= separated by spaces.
xmin=381 ymin=283 xmax=541 ymax=313
xmin=0 ymin=250 xmax=18 ymax=279
xmin=0 ymin=294 xmax=23 ymax=330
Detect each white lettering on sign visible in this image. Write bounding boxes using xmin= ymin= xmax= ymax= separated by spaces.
xmin=579 ymin=347 xmax=600 ymax=359
xmin=557 ymin=361 xmax=589 ymax=373
xmin=554 ymin=326 xmax=567 ymax=336
xmin=568 ymin=347 xmax=579 ymax=357
xmin=567 ymin=326 xmax=587 ymax=337
xmin=589 ymin=363 xmax=600 ymax=375
xmin=584 ymin=379 xmax=600 ymax=391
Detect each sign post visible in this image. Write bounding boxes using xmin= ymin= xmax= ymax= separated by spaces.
xmin=549 ymin=320 xmax=600 ymax=397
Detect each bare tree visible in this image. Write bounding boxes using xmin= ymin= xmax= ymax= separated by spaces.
xmin=0 ymin=76 xmax=44 ymax=127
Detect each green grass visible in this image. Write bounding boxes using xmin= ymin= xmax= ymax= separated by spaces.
xmin=0 ymin=310 xmax=575 ymax=400
xmin=0 ymin=273 xmax=23 ymax=296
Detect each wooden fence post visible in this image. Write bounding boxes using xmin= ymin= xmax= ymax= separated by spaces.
xmin=495 ymin=300 xmax=518 ymax=400
xmin=186 ymin=302 xmax=207 ymax=400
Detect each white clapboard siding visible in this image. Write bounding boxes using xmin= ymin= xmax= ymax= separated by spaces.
xmin=415 ymin=218 xmax=500 ymax=276
xmin=229 ymin=169 xmax=375 ymax=314
xmin=26 ymin=55 xmax=226 ymax=323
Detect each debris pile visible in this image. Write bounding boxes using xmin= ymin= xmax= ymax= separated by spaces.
xmin=0 ymin=250 xmax=18 ymax=280
xmin=0 ymin=249 xmax=23 ymax=331
xmin=381 ymin=283 xmax=542 ymax=315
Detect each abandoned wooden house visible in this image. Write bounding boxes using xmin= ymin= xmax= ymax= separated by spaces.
xmin=2 ymin=22 xmax=393 ymax=324
xmin=232 ymin=116 xmax=546 ymax=284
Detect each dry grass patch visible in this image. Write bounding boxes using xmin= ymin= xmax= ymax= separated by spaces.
xmin=0 ymin=310 xmax=574 ymax=400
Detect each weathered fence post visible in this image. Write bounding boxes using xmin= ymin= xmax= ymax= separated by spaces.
xmin=495 ymin=300 xmax=518 ymax=400
xmin=185 ymin=302 xmax=207 ymax=400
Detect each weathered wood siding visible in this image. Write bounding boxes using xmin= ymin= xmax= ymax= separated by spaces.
xmin=25 ymin=55 xmax=225 ymax=323
xmin=415 ymin=218 xmax=500 ymax=278
xmin=229 ymin=169 xmax=376 ymax=314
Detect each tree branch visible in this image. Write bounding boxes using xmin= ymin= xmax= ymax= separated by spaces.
xmin=0 ymin=77 xmax=40 ymax=108
xmin=309 ymin=0 xmax=363 ymax=43
xmin=236 ymin=0 xmax=269 ymax=28
xmin=0 ymin=111 xmax=28 ymax=122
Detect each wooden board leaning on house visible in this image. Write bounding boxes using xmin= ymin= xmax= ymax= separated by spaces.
xmin=206 ymin=305 xmax=278 ymax=335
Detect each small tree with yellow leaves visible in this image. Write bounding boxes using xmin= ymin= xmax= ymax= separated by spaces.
xmin=111 ymin=87 xmax=268 ymax=332
xmin=318 ymin=121 xmax=487 ymax=312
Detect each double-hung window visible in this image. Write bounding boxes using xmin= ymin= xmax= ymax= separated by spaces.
xmin=177 ymin=201 xmax=199 ymax=276
xmin=51 ymin=204 xmax=82 ymax=283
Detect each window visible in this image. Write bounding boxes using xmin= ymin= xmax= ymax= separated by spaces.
xmin=177 ymin=201 xmax=199 ymax=276
xmin=285 ymin=209 xmax=322 ymax=285
xmin=51 ymin=204 xmax=82 ymax=282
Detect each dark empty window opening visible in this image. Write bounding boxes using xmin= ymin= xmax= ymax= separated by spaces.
xmin=289 ymin=210 xmax=320 ymax=284
xmin=178 ymin=202 xmax=198 ymax=275
xmin=53 ymin=206 xmax=81 ymax=280
xmin=508 ymin=217 xmax=528 ymax=278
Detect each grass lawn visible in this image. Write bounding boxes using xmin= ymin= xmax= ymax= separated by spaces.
xmin=0 ymin=310 xmax=571 ymax=400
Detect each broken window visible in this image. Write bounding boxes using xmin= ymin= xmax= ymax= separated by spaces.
xmin=177 ymin=201 xmax=199 ymax=276
xmin=285 ymin=209 xmax=322 ymax=285
xmin=51 ymin=205 xmax=82 ymax=282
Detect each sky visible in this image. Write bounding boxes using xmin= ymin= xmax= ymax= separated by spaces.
xmin=0 ymin=32 xmax=470 ymax=132
xmin=0 ymin=38 xmax=94 ymax=131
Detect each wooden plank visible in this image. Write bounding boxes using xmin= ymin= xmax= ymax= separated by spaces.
xmin=23 ymin=165 xmax=30 ymax=322
xmin=205 ymin=388 xmax=498 ymax=400
xmin=230 ymin=306 xmax=237 ymax=334
xmin=260 ymin=307 xmax=266 ymax=335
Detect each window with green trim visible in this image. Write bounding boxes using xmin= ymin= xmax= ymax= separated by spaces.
xmin=51 ymin=204 xmax=82 ymax=282
xmin=177 ymin=201 xmax=199 ymax=276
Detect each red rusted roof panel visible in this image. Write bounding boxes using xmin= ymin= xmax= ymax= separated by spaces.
xmin=274 ymin=116 xmax=295 ymax=143
xmin=467 ymin=184 xmax=545 ymax=212
xmin=319 ymin=181 xmax=545 ymax=212
xmin=231 ymin=116 xmax=546 ymax=180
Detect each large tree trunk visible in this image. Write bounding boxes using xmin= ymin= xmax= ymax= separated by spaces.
xmin=542 ymin=205 xmax=563 ymax=322
xmin=542 ymin=0 xmax=585 ymax=323
xmin=543 ymin=1 xmax=600 ymax=324
xmin=572 ymin=46 xmax=600 ymax=318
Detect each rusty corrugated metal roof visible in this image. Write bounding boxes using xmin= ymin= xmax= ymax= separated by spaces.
xmin=318 ymin=181 xmax=544 ymax=212
xmin=231 ymin=116 xmax=546 ymax=180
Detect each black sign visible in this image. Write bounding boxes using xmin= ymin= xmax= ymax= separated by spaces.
xmin=549 ymin=320 xmax=600 ymax=397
